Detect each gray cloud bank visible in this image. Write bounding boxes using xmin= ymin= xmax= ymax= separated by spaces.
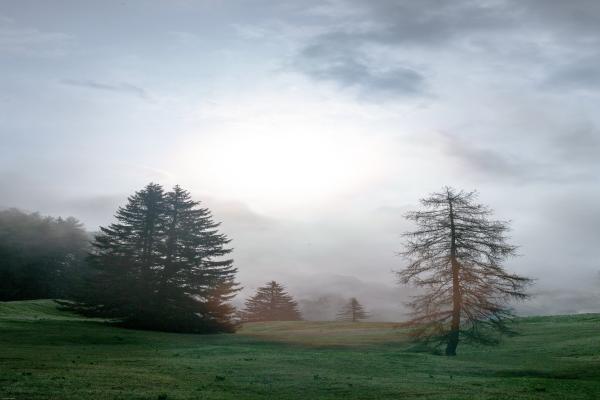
xmin=290 ymin=0 xmax=600 ymax=99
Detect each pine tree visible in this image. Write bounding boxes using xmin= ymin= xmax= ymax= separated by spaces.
xmin=70 ymin=183 xmax=238 ymax=333
xmin=71 ymin=183 xmax=166 ymax=322
xmin=336 ymin=297 xmax=368 ymax=322
xmin=397 ymin=187 xmax=532 ymax=356
xmin=241 ymin=281 xmax=302 ymax=322
xmin=156 ymin=185 xmax=238 ymax=332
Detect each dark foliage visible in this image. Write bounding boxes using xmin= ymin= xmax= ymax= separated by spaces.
xmin=68 ymin=183 xmax=239 ymax=333
xmin=0 ymin=209 xmax=89 ymax=301
xmin=241 ymin=281 xmax=302 ymax=322
xmin=336 ymin=297 xmax=369 ymax=322
xmin=397 ymin=187 xmax=532 ymax=355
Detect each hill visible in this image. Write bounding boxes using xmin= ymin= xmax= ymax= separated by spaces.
xmin=1 ymin=300 xmax=599 ymax=399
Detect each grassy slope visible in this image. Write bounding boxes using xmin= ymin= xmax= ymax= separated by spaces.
xmin=0 ymin=300 xmax=599 ymax=400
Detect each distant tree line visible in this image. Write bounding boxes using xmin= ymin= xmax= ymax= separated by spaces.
xmin=0 ymin=209 xmax=90 ymax=301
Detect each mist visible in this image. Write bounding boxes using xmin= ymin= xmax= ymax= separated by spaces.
xmin=2 ymin=0 xmax=600 ymax=319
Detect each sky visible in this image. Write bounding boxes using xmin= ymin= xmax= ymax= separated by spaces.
xmin=1 ymin=0 xmax=599 ymax=319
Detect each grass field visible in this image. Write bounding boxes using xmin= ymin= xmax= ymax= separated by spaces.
xmin=1 ymin=300 xmax=599 ymax=399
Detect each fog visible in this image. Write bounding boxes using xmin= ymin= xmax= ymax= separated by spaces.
xmin=2 ymin=0 xmax=599 ymax=319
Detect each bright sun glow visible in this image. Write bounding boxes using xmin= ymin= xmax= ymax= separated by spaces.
xmin=180 ymin=128 xmax=385 ymax=211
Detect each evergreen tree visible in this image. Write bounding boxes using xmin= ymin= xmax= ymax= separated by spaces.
xmin=397 ymin=187 xmax=531 ymax=356
xmin=241 ymin=281 xmax=302 ymax=322
xmin=72 ymin=183 xmax=166 ymax=323
xmin=70 ymin=183 xmax=238 ymax=333
xmin=155 ymin=185 xmax=238 ymax=332
xmin=336 ymin=297 xmax=368 ymax=322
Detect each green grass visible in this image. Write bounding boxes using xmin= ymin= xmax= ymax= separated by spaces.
xmin=1 ymin=300 xmax=599 ymax=399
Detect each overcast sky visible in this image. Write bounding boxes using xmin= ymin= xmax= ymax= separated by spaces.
xmin=1 ymin=0 xmax=599 ymax=319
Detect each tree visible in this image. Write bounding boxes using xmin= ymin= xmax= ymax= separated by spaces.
xmin=241 ymin=281 xmax=302 ymax=322
xmin=397 ymin=187 xmax=531 ymax=356
xmin=336 ymin=297 xmax=368 ymax=322
xmin=70 ymin=183 xmax=238 ymax=333
xmin=156 ymin=185 xmax=239 ymax=332
xmin=72 ymin=183 xmax=166 ymax=323
xmin=0 ymin=209 xmax=89 ymax=301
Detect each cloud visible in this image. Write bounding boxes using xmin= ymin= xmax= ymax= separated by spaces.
xmin=289 ymin=0 xmax=600 ymax=99
xmin=60 ymin=79 xmax=150 ymax=100
xmin=289 ymin=0 xmax=517 ymax=98
xmin=543 ymin=56 xmax=600 ymax=93
xmin=553 ymin=125 xmax=600 ymax=162
xmin=435 ymin=131 xmax=597 ymax=184
xmin=0 ymin=18 xmax=72 ymax=57
xmin=304 ymin=1 xmax=514 ymax=46
xmin=296 ymin=37 xmax=426 ymax=98
xmin=517 ymin=0 xmax=600 ymax=40
xmin=434 ymin=133 xmax=545 ymax=183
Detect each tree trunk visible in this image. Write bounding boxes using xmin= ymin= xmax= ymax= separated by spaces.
xmin=446 ymin=255 xmax=461 ymax=356
xmin=446 ymin=190 xmax=461 ymax=356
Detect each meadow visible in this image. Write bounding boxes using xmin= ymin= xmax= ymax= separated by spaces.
xmin=1 ymin=300 xmax=599 ymax=399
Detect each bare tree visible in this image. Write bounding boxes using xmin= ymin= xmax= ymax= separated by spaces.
xmin=336 ymin=297 xmax=369 ymax=322
xmin=397 ymin=187 xmax=532 ymax=356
